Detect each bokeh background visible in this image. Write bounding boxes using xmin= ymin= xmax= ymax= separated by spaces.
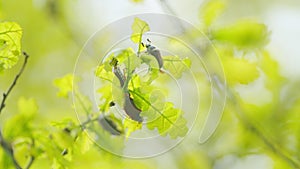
xmin=1 ymin=0 xmax=300 ymax=168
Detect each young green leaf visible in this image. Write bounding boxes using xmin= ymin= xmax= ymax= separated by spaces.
xmin=53 ymin=74 xmax=74 ymax=98
xmin=212 ymin=20 xmax=269 ymax=48
xmin=0 ymin=22 xmax=22 ymax=72
xmin=115 ymin=48 xmax=140 ymax=74
xmin=73 ymin=131 xmax=93 ymax=154
xmin=222 ymin=57 xmax=260 ymax=85
xmin=3 ymin=97 xmax=38 ymax=140
xmin=145 ymin=102 xmax=188 ymax=139
xmin=260 ymin=51 xmax=286 ymax=89
xmin=130 ymin=87 xmax=188 ymax=138
xmin=163 ymin=55 xmax=191 ymax=78
xmin=95 ymin=64 xmax=114 ymax=83
xmin=131 ymin=17 xmax=149 ymax=53
xmin=97 ymin=84 xmax=113 ymax=112
xmin=131 ymin=17 xmax=150 ymax=44
xmin=123 ymin=118 xmax=142 ymax=138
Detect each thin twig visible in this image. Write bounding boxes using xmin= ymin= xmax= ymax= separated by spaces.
xmin=24 ymin=156 xmax=35 ymax=169
xmin=0 ymin=52 xmax=30 ymax=169
xmin=0 ymin=129 xmax=22 ymax=169
xmin=0 ymin=52 xmax=30 ymax=115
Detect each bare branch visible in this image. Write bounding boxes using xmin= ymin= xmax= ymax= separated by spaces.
xmin=0 ymin=129 xmax=21 ymax=169
xmin=0 ymin=52 xmax=30 ymax=169
xmin=0 ymin=52 xmax=30 ymax=115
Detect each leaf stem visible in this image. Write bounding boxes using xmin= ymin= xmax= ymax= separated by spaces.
xmin=79 ymin=117 xmax=99 ymax=130
xmin=24 ymin=156 xmax=35 ymax=169
xmin=137 ymin=25 xmax=147 ymax=57
xmin=74 ymin=92 xmax=91 ymax=116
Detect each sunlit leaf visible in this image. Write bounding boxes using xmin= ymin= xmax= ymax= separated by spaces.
xmin=222 ymin=57 xmax=259 ymax=85
xmin=142 ymin=68 xmax=159 ymax=84
xmin=53 ymin=74 xmax=74 ymax=98
xmin=4 ymin=97 xmax=38 ymax=140
xmin=123 ymin=118 xmax=142 ymax=138
xmin=163 ymin=55 xmax=191 ymax=78
xmin=260 ymin=51 xmax=286 ymax=88
xmin=52 ymin=130 xmax=74 ymax=149
xmin=0 ymin=22 xmax=22 ymax=72
xmin=95 ymin=64 xmax=114 ymax=83
xmin=13 ymin=138 xmax=32 ymax=167
xmin=212 ymin=20 xmax=269 ymax=48
xmin=144 ymin=102 xmax=188 ymax=139
xmin=74 ymin=131 xmax=93 ymax=154
xmin=128 ymin=74 xmax=141 ymax=91
xmin=116 ymin=48 xmax=140 ymax=74
xmin=97 ymin=84 xmax=113 ymax=112
xmin=131 ymin=17 xmax=150 ymax=44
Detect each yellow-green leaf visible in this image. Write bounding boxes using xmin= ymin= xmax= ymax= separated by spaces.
xmin=4 ymin=97 xmax=38 ymax=140
xmin=212 ymin=20 xmax=269 ymax=48
xmin=123 ymin=118 xmax=142 ymax=138
xmin=222 ymin=58 xmax=259 ymax=85
xmin=131 ymin=17 xmax=150 ymax=44
xmin=145 ymin=102 xmax=188 ymax=139
xmin=163 ymin=55 xmax=191 ymax=79
xmin=260 ymin=51 xmax=286 ymax=88
xmin=95 ymin=64 xmax=114 ymax=83
xmin=0 ymin=22 xmax=22 ymax=72
xmin=53 ymin=74 xmax=74 ymax=98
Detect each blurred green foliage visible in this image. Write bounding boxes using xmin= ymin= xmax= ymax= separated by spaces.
xmin=0 ymin=0 xmax=299 ymax=168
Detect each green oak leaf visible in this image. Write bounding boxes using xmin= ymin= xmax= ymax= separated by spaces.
xmin=130 ymin=86 xmax=188 ymax=139
xmin=146 ymin=102 xmax=188 ymax=139
xmin=123 ymin=118 xmax=142 ymax=138
xmin=117 ymin=48 xmax=140 ymax=74
xmin=53 ymin=74 xmax=74 ymax=98
xmin=131 ymin=17 xmax=149 ymax=52
xmin=163 ymin=55 xmax=191 ymax=79
xmin=0 ymin=22 xmax=22 ymax=72
xmin=95 ymin=64 xmax=114 ymax=83
xmin=131 ymin=17 xmax=149 ymax=43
